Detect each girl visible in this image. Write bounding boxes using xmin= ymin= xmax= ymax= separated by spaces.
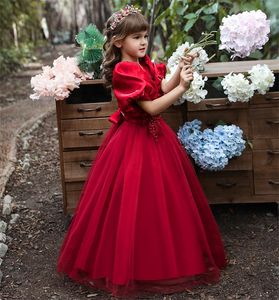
xmin=57 ymin=4 xmax=228 ymax=298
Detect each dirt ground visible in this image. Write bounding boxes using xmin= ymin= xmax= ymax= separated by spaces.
xmin=0 ymin=112 xmax=278 ymax=300
xmin=0 ymin=45 xmax=278 ymax=300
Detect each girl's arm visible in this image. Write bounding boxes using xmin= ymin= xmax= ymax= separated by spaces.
xmin=161 ymin=53 xmax=196 ymax=94
xmin=138 ymin=65 xmax=193 ymax=116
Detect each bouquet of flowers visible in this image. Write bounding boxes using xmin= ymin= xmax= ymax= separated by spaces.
xmin=177 ymin=119 xmax=246 ymax=171
xmin=167 ymin=32 xmax=216 ymax=105
xmin=30 ymin=56 xmax=92 ymax=101
xmin=219 ymin=10 xmax=270 ymax=59
xmin=220 ymin=64 xmax=275 ymax=102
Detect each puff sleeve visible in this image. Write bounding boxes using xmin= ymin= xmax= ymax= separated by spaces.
xmin=112 ymin=62 xmax=148 ymax=106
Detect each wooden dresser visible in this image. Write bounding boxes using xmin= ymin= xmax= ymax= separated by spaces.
xmin=187 ymin=59 xmax=279 ymax=204
xmin=56 ymin=60 xmax=279 ymax=215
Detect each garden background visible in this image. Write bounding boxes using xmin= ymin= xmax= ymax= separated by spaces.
xmin=0 ymin=1 xmax=278 ymax=299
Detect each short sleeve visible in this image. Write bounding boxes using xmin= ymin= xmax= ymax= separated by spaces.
xmin=112 ymin=62 xmax=147 ymax=105
xmin=154 ymin=63 xmax=167 ymax=81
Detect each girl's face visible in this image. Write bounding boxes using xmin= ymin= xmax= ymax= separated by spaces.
xmin=115 ymin=30 xmax=148 ymax=62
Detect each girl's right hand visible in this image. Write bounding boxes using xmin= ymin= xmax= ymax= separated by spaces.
xmin=179 ymin=65 xmax=193 ymax=91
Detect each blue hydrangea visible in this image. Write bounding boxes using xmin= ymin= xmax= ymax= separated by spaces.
xmin=177 ymin=119 xmax=246 ymax=171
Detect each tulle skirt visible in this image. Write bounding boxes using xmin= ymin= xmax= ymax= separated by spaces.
xmin=57 ymin=116 xmax=228 ymax=297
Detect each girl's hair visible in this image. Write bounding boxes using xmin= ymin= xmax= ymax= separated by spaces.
xmin=102 ymin=12 xmax=149 ymax=89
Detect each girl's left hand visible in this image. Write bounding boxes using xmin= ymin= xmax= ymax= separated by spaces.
xmin=178 ymin=53 xmax=198 ymax=69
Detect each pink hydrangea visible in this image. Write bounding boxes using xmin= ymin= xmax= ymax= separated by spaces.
xmin=30 ymin=56 xmax=93 ymax=101
xmin=219 ymin=10 xmax=270 ymax=59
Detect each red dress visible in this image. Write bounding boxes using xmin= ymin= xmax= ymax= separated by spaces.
xmin=57 ymin=55 xmax=228 ymax=297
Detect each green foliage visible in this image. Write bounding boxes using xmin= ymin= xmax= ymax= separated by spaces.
xmin=0 ymin=0 xmax=43 ymax=76
xmin=75 ymin=24 xmax=105 ymax=78
xmin=131 ymin=0 xmax=278 ymax=61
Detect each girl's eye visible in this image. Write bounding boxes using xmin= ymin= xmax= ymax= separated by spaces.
xmin=145 ymin=35 xmax=149 ymax=39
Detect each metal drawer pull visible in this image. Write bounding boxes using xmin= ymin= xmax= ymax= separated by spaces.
xmin=80 ymin=161 xmax=92 ymax=168
xmin=268 ymin=180 xmax=279 ymax=185
xmin=205 ymin=102 xmax=231 ymax=108
xmin=79 ymin=130 xmax=103 ymax=136
xmin=216 ymin=182 xmax=237 ymax=188
xmin=77 ymin=106 xmax=102 ymax=112
xmin=265 ymin=95 xmax=279 ymax=100
xmin=266 ymin=120 xmax=279 ymax=124
xmin=267 ymin=150 xmax=279 ymax=155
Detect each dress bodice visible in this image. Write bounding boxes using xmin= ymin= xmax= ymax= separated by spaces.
xmin=110 ymin=55 xmax=166 ymax=122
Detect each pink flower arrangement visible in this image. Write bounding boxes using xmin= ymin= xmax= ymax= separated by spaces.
xmin=30 ymin=56 xmax=92 ymax=101
xmin=219 ymin=10 xmax=270 ymax=59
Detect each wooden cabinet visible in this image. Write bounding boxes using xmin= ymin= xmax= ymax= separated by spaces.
xmin=56 ymin=60 xmax=279 ymax=214
xmin=186 ymin=59 xmax=279 ymax=204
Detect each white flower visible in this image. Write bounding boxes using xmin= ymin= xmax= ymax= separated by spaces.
xmin=167 ymin=42 xmax=209 ymax=72
xmin=248 ymin=64 xmax=275 ymax=94
xmin=174 ymin=71 xmax=208 ymax=105
xmin=219 ymin=10 xmax=270 ymax=59
xmin=221 ymin=73 xmax=254 ymax=102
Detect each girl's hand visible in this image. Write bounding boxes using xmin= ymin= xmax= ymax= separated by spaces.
xmin=179 ymin=65 xmax=193 ymax=91
xmin=178 ymin=53 xmax=198 ymax=69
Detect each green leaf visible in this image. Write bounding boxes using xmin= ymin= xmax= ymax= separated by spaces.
xmin=184 ymin=18 xmax=197 ymax=32
xmin=154 ymin=7 xmax=170 ymax=25
xmin=212 ymin=77 xmax=224 ymax=92
xmin=185 ymin=13 xmax=197 ymax=20
xmin=215 ymin=120 xmax=227 ymax=126
xmin=248 ymin=50 xmax=264 ymax=59
xmin=246 ymin=140 xmax=253 ymax=150
xmin=203 ymin=3 xmax=219 ymax=14
xmin=201 ymin=15 xmax=216 ymax=30
xmin=220 ymin=54 xmax=229 ymax=62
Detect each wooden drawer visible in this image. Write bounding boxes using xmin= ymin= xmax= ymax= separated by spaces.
xmin=253 ymin=139 xmax=279 ymax=170
xmin=223 ymin=149 xmax=252 ymax=171
xmin=254 ymin=170 xmax=279 ymax=195
xmin=61 ymin=118 xmax=111 ymax=149
xmin=60 ymin=100 xmax=118 ymax=119
xmin=250 ymin=107 xmax=279 ymax=139
xmin=65 ymin=182 xmax=84 ymax=213
xmin=198 ymin=171 xmax=253 ymax=203
xmin=188 ymin=109 xmax=249 ymax=137
xmin=250 ymin=92 xmax=279 ymax=107
xmin=63 ymin=150 xmax=97 ymax=182
xmin=187 ymin=98 xmax=248 ymax=112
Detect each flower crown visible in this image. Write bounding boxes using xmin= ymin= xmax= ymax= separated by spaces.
xmin=110 ymin=4 xmax=141 ymax=31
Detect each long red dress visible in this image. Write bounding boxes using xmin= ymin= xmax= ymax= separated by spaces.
xmin=57 ymin=55 xmax=228 ymax=297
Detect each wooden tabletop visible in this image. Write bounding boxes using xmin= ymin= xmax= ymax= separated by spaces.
xmin=203 ymin=59 xmax=279 ymax=77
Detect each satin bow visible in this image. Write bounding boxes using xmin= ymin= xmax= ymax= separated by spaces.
xmin=108 ymin=108 xmax=124 ymax=124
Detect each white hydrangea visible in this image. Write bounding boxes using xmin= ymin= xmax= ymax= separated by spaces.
xmin=221 ymin=73 xmax=254 ymax=102
xmin=167 ymin=42 xmax=209 ymax=72
xmin=174 ymin=71 xmax=208 ymax=105
xmin=248 ymin=64 xmax=275 ymax=94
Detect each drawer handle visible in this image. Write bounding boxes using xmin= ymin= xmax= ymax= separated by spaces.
xmin=77 ymin=106 xmax=102 ymax=112
xmin=79 ymin=130 xmax=103 ymax=136
xmin=266 ymin=120 xmax=279 ymax=125
xmin=267 ymin=150 xmax=279 ymax=155
xmin=265 ymin=95 xmax=279 ymax=101
xmin=216 ymin=182 xmax=237 ymax=188
xmin=268 ymin=180 xmax=279 ymax=185
xmin=80 ymin=161 xmax=92 ymax=168
xmin=205 ymin=102 xmax=231 ymax=108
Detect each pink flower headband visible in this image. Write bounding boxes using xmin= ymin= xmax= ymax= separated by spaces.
xmin=110 ymin=4 xmax=141 ymax=31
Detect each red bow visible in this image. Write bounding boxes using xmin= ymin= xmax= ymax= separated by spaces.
xmin=108 ymin=108 xmax=124 ymax=124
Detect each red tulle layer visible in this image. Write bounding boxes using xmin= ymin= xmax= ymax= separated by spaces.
xmin=57 ymin=118 xmax=228 ymax=297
